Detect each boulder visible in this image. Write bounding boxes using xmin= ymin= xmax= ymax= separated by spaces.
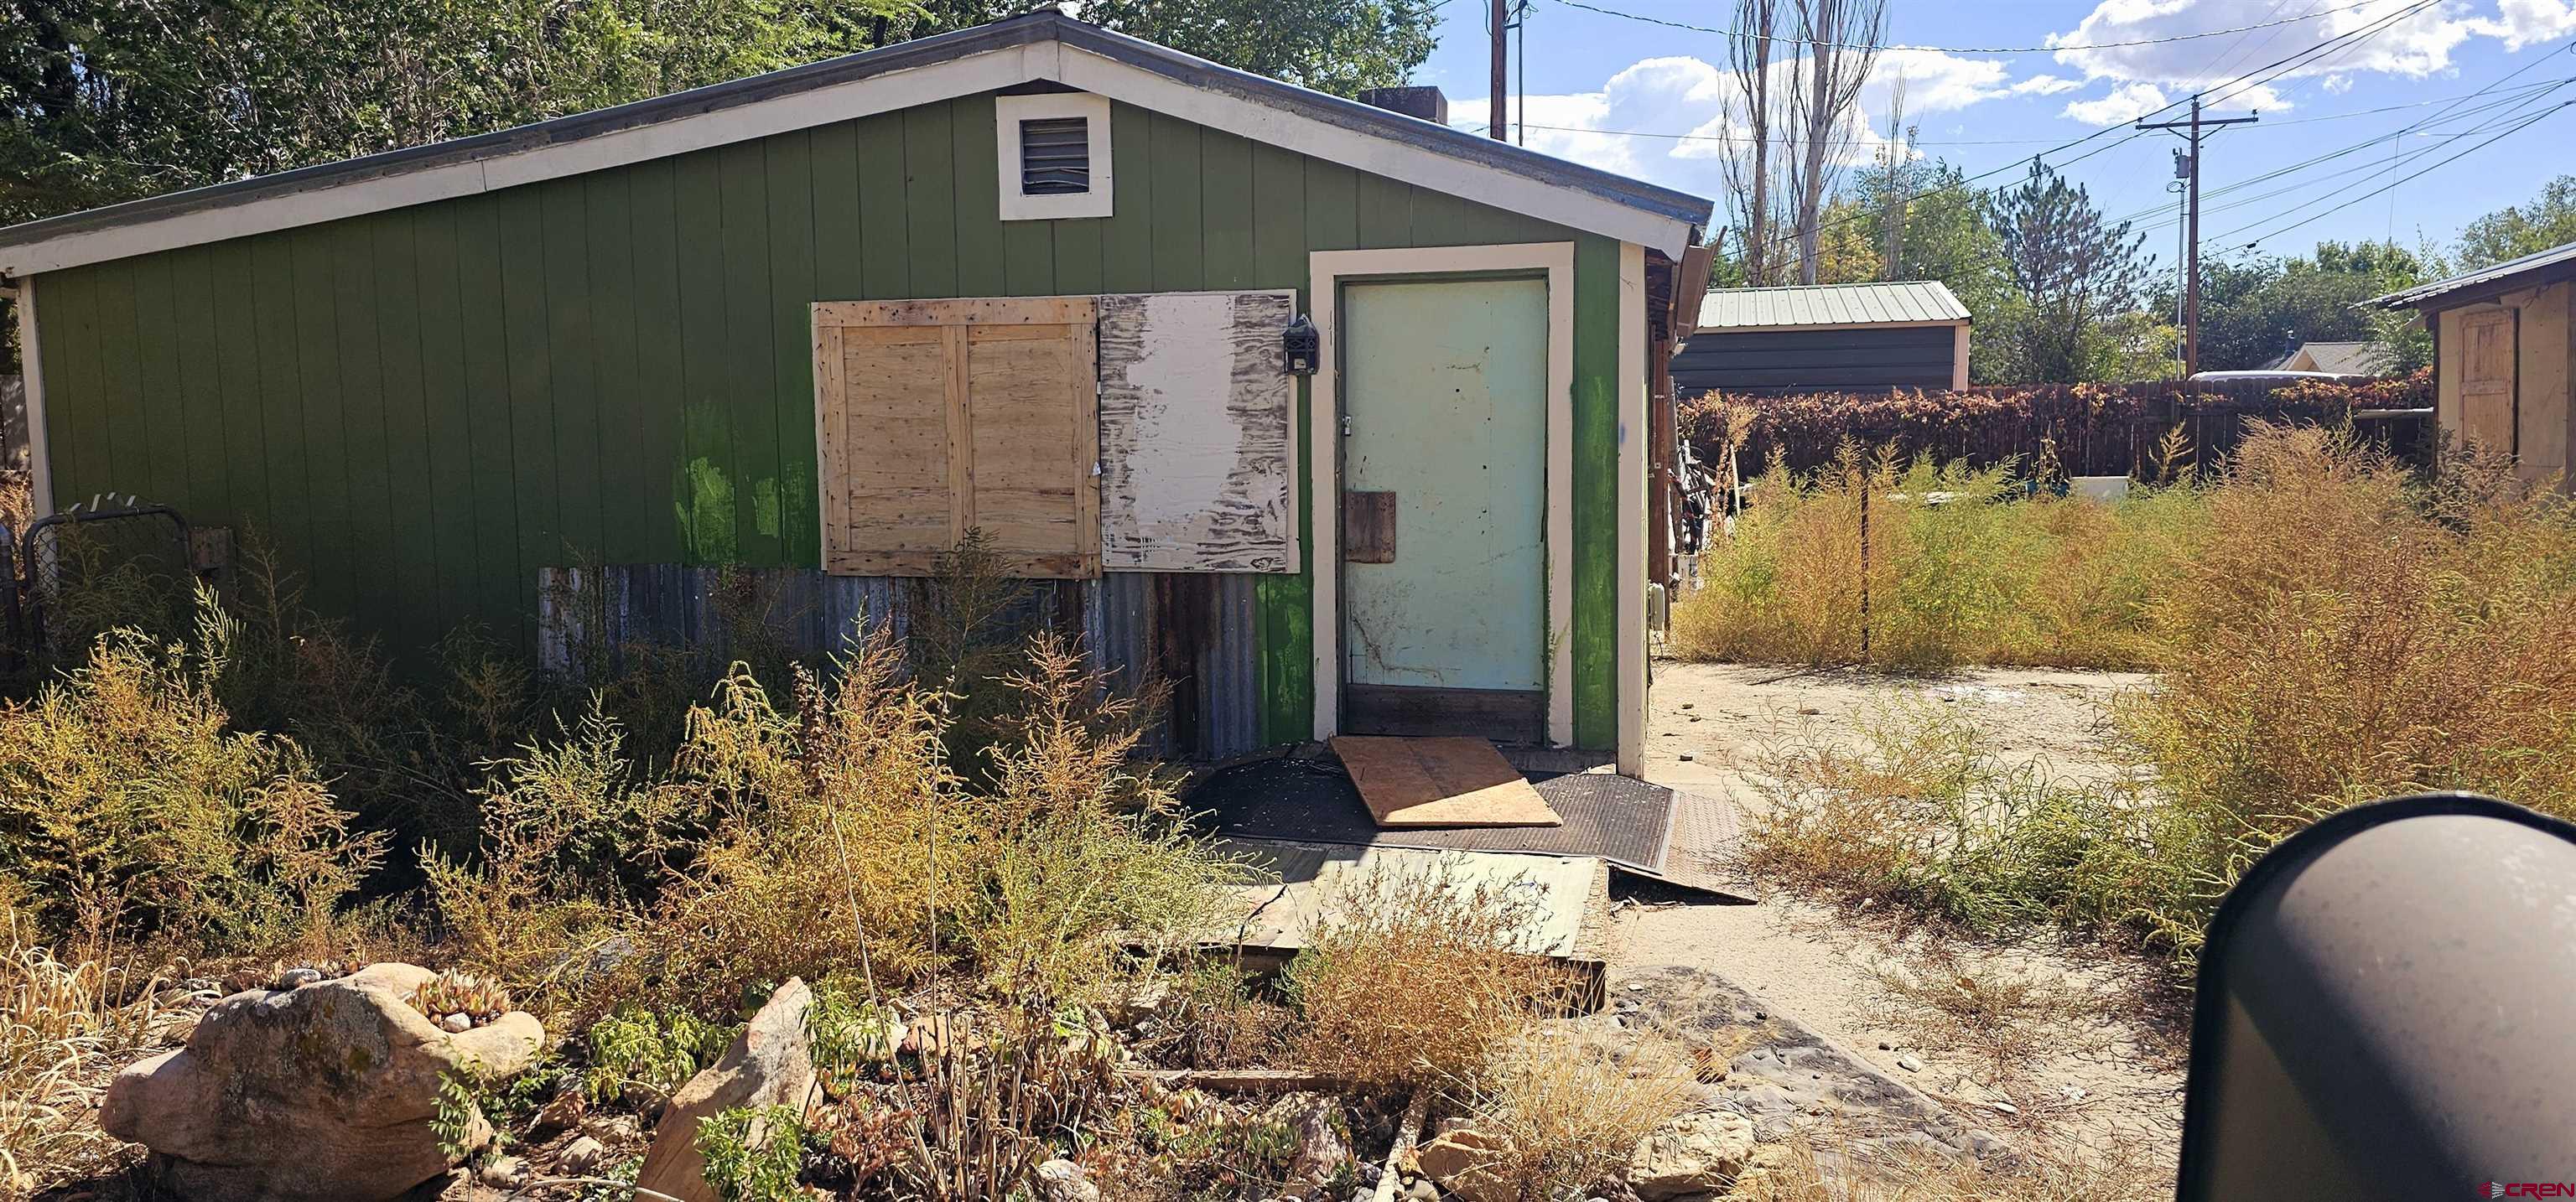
xmin=1035 ymin=1158 xmax=1101 ymax=1202
xmin=1626 ymin=1110 xmax=1756 ymax=1200
xmin=634 ymin=978 xmax=816 ymax=1202
xmin=1415 ymin=1127 xmax=1514 ymax=1202
xmin=1262 ymin=1093 xmax=1350 ymax=1188
xmin=100 ymin=961 xmax=543 ymax=1202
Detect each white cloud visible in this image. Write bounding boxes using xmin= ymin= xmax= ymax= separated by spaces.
xmin=2041 ymin=0 xmax=2507 ymax=119
xmin=2062 ymin=81 xmax=2170 ymax=125
xmin=2467 ymin=0 xmax=2576 ymax=48
xmin=2011 ymin=74 xmax=2085 ymax=96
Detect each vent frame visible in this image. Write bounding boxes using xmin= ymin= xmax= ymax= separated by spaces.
xmin=995 ymin=93 xmax=1114 ymax=221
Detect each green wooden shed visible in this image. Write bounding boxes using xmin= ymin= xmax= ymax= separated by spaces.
xmin=0 ymin=11 xmax=1711 ymax=772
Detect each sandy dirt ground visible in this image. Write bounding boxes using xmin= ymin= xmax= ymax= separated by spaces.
xmin=1614 ymin=658 xmax=2185 ymax=1167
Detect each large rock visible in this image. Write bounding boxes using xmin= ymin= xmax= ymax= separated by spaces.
xmin=634 ymin=978 xmax=816 ymax=1202
xmin=1627 ymin=1109 xmax=1756 ymax=1200
xmin=101 ymin=962 xmax=543 ymax=1202
xmin=1415 ymin=1127 xmax=1514 ymax=1202
xmin=1263 ymin=1092 xmax=1350 ymax=1188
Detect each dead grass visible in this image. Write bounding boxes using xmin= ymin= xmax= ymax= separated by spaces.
xmin=1284 ymin=860 xmax=1582 ymax=1091
xmin=1672 ymin=443 xmax=2204 ymax=671
xmin=1868 ymin=946 xmax=2110 ymax=1087
xmin=1734 ymin=425 xmax=2576 ymax=969
xmin=1459 ymin=1026 xmax=1698 ymax=1197
xmin=0 ymin=904 xmax=164 ymax=1196
xmin=1729 ymin=1131 xmax=2168 ymax=1202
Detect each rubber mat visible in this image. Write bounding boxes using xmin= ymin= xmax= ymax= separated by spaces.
xmin=1187 ymin=754 xmax=1680 ymax=880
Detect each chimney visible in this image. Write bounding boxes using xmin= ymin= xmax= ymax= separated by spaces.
xmin=1358 ymin=86 xmax=1448 ymax=126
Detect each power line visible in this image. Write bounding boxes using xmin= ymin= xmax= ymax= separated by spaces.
xmin=1715 ymin=0 xmax=2439 ymax=263
xmin=1547 ymin=0 xmax=2401 ymax=55
xmin=2117 ymin=70 xmax=2576 ymax=230
xmin=2117 ymin=39 xmax=2575 ymax=231
xmin=2219 ymin=97 xmax=2576 ymax=247
xmin=1479 ymin=80 xmax=2569 ymax=148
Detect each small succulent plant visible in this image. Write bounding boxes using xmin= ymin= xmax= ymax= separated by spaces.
xmin=410 ymin=971 xmax=512 ymax=1026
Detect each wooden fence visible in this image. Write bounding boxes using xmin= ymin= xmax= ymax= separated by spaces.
xmin=1686 ymin=374 xmax=2436 ymax=481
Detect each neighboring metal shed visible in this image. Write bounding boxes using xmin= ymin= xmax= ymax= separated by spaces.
xmin=1673 ymin=280 xmax=1971 ymax=396
xmin=0 ymin=10 xmax=1711 ymax=770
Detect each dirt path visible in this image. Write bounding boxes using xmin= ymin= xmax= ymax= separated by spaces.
xmin=1618 ymin=659 xmax=2185 ymax=1169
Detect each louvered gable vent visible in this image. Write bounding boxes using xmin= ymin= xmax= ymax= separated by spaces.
xmin=1019 ymin=117 xmax=1090 ymax=194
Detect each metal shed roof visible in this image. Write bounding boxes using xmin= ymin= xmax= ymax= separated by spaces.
xmin=1698 ymin=280 xmax=1970 ymax=331
xmin=2368 ymin=240 xmax=2576 ymax=312
xmin=0 ymin=9 xmax=1711 ymax=276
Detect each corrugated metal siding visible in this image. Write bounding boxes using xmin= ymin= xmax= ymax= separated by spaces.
xmin=538 ymin=564 xmax=1259 ymax=761
xmin=1697 ymin=280 xmax=1969 ymax=329
xmin=1081 ymin=572 xmax=1263 ymax=760
xmin=1673 ymin=325 xmax=1955 ymax=396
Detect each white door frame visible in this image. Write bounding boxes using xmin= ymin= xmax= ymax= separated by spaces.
xmin=1307 ymin=242 xmax=1576 ymax=748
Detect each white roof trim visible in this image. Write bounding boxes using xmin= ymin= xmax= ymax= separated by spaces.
xmin=0 ymin=34 xmax=1697 ymax=277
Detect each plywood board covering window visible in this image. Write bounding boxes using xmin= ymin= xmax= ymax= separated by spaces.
xmin=1097 ymin=290 xmax=1299 ymax=573
xmin=814 ymin=298 xmax=1100 ymax=578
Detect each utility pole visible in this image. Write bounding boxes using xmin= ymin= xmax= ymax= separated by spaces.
xmin=2137 ymin=96 xmax=2257 ymax=376
xmin=1489 ymin=0 xmax=1509 ymax=140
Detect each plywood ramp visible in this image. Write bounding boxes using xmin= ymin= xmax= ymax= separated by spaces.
xmin=1329 ymin=736 xmax=1563 ymax=828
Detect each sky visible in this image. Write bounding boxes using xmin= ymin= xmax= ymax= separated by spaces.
xmin=1413 ymin=0 xmax=2576 ymax=268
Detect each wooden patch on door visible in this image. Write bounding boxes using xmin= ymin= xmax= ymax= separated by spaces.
xmin=1329 ymin=736 xmax=1563 ymax=829
xmin=1343 ymin=491 xmax=1396 ymax=562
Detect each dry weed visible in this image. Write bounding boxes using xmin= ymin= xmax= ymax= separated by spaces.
xmin=1868 ymin=946 xmax=2109 ymax=1087
xmin=1730 ymin=1130 xmax=2168 ymax=1202
xmin=0 ymin=606 xmax=385 ymax=958
xmin=1459 ymin=1025 xmax=1698 ymax=1198
xmin=0 ymin=904 xmax=163 ymax=1195
xmin=1285 ymin=860 xmax=1581 ymax=1090
xmin=1672 ymin=443 xmax=2198 ymax=671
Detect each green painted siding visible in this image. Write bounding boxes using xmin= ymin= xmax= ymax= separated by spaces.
xmin=31 ymin=94 xmax=1632 ymax=748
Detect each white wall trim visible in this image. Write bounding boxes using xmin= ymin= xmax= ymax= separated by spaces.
xmin=1950 ymin=324 xmax=1971 ymax=391
xmin=1307 ymin=242 xmax=1576 ymax=746
xmin=995 ymin=93 xmax=1114 ymax=221
xmin=1057 ymin=49 xmax=1694 ymax=256
xmin=13 ymin=276 xmax=50 ymax=522
xmin=1617 ymin=241 xmax=1647 ymax=775
xmin=0 ymin=36 xmax=1696 ymax=277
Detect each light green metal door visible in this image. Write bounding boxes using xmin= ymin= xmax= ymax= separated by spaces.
xmin=1339 ymin=277 xmax=1548 ymax=737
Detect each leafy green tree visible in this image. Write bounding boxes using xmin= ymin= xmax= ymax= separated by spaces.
xmin=1984 ymin=161 xmax=2155 ymax=383
xmin=2455 ymin=174 xmax=2576 ymax=271
xmin=1077 ymin=0 xmax=1441 ymax=96
xmin=2170 ymin=240 xmax=2429 ymax=371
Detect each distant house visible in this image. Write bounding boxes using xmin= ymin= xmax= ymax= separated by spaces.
xmin=2371 ymin=240 xmax=2576 ymax=485
xmin=1671 ymin=280 xmax=1970 ymax=397
xmin=2260 ymin=340 xmax=2390 ymax=375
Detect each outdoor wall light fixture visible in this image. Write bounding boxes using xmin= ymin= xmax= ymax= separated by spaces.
xmin=1282 ymin=314 xmax=1319 ymax=376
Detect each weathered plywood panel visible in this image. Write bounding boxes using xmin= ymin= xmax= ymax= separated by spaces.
xmin=1098 ymin=290 xmax=1297 ymax=573
xmin=1330 ymin=735 xmax=1561 ymax=828
xmin=816 ymin=296 xmax=1098 ymax=578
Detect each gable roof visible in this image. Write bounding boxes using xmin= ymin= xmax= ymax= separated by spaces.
xmin=2264 ymin=340 xmax=2388 ymax=374
xmin=0 ymin=11 xmax=1710 ymax=277
xmin=2368 ymin=239 xmax=2576 ymax=313
xmin=1697 ymin=280 xmax=1969 ymax=331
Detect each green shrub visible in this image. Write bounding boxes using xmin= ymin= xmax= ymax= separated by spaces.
xmin=582 ymin=1005 xmax=736 ymax=1106
xmin=696 ymin=1105 xmax=809 ymax=1202
xmin=0 ymin=597 xmax=384 ymax=956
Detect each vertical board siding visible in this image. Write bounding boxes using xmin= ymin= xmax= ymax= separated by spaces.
xmin=32 ymin=93 xmax=1627 ymax=750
